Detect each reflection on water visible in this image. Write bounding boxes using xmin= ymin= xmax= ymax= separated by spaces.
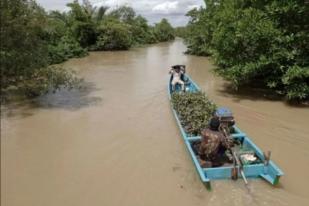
xmin=35 ymin=82 xmax=102 ymax=110
xmin=2 ymin=39 xmax=309 ymax=206
xmin=1 ymin=82 xmax=101 ymax=119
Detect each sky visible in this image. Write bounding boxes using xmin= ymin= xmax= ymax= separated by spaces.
xmin=36 ymin=0 xmax=205 ymax=26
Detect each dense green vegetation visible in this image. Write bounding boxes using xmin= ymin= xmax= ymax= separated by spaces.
xmin=172 ymin=92 xmax=216 ymax=136
xmin=153 ymin=18 xmax=175 ymax=42
xmin=184 ymin=0 xmax=309 ymax=100
xmin=174 ymin=26 xmax=188 ymax=38
xmin=1 ymin=0 xmax=81 ymax=97
xmin=1 ymin=0 xmax=175 ymax=98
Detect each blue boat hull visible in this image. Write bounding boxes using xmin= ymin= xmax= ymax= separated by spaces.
xmin=168 ymin=75 xmax=283 ymax=190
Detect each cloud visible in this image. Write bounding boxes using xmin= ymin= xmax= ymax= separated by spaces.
xmin=36 ymin=0 xmax=205 ymax=26
xmin=152 ymin=1 xmax=179 ymax=14
xmin=187 ymin=4 xmax=200 ymax=10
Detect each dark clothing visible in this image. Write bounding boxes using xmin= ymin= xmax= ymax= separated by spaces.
xmin=197 ymin=128 xmax=234 ymax=167
xmin=198 ymin=128 xmax=225 ymax=160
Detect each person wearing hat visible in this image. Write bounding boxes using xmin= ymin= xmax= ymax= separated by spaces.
xmin=197 ymin=116 xmax=231 ymax=167
xmin=169 ymin=65 xmax=185 ymax=91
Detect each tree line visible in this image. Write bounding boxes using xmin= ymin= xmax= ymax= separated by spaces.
xmin=1 ymin=0 xmax=175 ymax=98
xmin=183 ymin=0 xmax=309 ymax=101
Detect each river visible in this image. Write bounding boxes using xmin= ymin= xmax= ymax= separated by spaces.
xmin=1 ymin=39 xmax=309 ymax=206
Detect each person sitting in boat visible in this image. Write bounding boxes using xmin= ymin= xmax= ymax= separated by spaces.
xmin=169 ymin=65 xmax=185 ymax=91
xmin=197 ymin=117 xmax=233 ymax=167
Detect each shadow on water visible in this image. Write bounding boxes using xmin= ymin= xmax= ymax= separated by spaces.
xmin=1 ymin=81 xmax=102 ymax=119
xmin=217 ymin=82 xmax=309 ymax=108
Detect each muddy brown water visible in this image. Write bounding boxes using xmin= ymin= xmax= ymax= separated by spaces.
xmin=1 ymin=39 xmax=309 ymax=206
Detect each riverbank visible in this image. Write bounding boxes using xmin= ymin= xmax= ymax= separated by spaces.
xmin=1 ymin=0 xmax=176 ymax=100
xmin=184 ymin=1 xmax=309 ymax=101
xmin=2 ymin=39 xmax=309 ymax=206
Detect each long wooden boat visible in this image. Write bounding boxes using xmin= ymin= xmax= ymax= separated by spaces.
xmin=168 ymin=74 xmax=283 ymax=190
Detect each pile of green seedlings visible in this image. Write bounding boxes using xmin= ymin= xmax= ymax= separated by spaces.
xmin=171 ymin=92 xmax=216 ymax=136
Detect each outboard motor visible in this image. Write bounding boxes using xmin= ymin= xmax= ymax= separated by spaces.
xmin=215 ymin=107 xmax=235 ymax=127
xmin=215 ymin=107 xmax=235 ymax=149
